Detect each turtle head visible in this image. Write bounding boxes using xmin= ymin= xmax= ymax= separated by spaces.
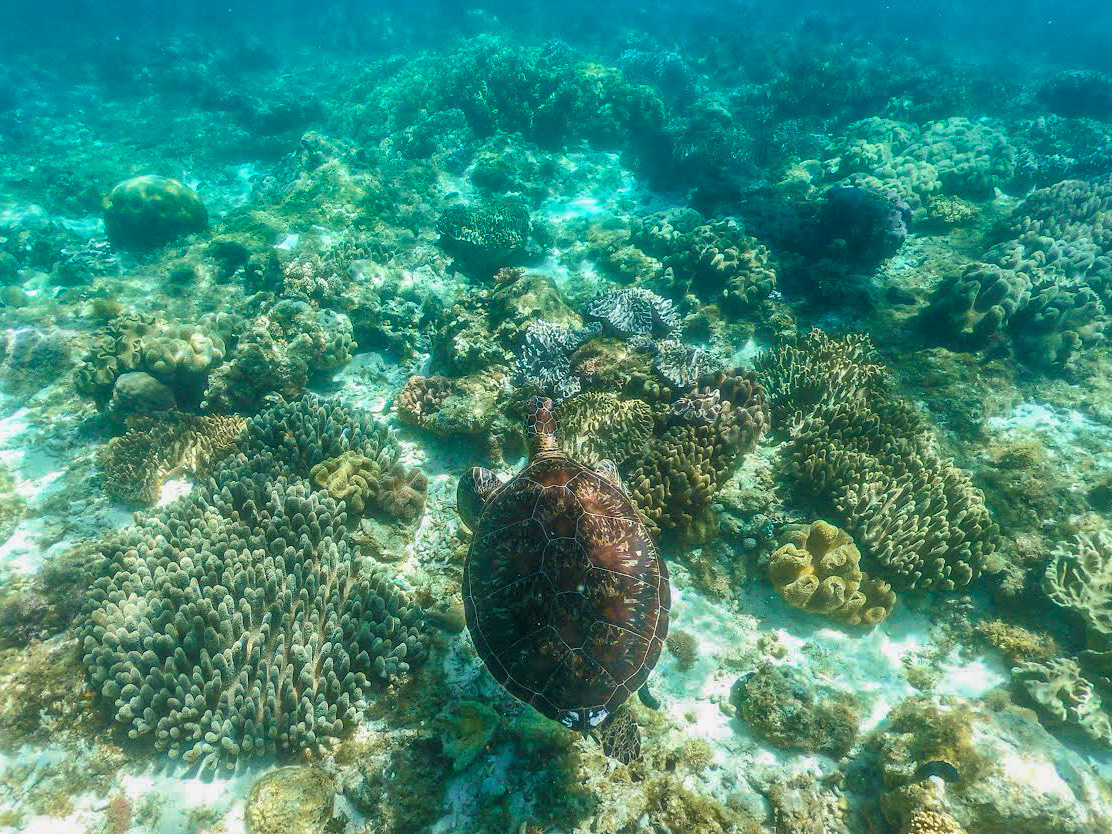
xmin=524 ymin=396 xmax=559 ymax=458
xmin=457 ymin=467 xmax=501 ymax=532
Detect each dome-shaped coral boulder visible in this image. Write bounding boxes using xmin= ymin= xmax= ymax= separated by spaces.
xmin=102 ymin=175 xmax=208 ymax=249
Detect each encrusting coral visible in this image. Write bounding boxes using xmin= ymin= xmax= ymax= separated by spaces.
xmin=769 ymin=521 xmax=896 ymax=626
xmin=101 ymin=412 xmax=247 ymax=505
xmin=81 ymin=396 xmax=427 ymax=773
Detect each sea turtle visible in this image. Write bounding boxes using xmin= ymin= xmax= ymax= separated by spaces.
xmin=457 ymin=396 xmax=670 ymax=732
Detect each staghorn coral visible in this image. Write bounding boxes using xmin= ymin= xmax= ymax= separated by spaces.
xmin=515 ymin=320 xmax=602 ymax=400
xmin=101 ymin=412 xmax=247 ymax=505
xmin=555 ymin=392 xmax=653 ymax=466
xmin=1012 ymin=658 xmax=1112 ymax=748
xmin=81 ymin=396 xmax=426 ymax=774
xmin=769 ymin=521 xmax=896 ymax=626
xmin=625 ymin=370 xmax=769 ymax=541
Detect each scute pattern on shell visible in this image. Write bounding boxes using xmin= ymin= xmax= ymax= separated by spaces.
xmin=463 ymin=455 xmax=669 ymax=731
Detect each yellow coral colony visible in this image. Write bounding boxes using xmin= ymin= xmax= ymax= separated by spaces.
xmin=769 ymin=520 xmax=896 ymax=626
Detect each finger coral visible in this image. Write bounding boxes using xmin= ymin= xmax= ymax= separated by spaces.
xmin=555 ymin=392 xmax=653 ymax=466
xmin=101 ymin=412 xmax=247 ymax=505
xmin=769 ymin=521 xmax=896 ymax=626
xmin=625 ymin=370 xmax=769 ymax=541
xmin=81 ymin=396 xmax=426 ymax=774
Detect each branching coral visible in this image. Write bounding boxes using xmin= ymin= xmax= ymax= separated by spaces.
xmin=81 ymin=396 xmax=426 ymax=774
xmin=755 ymin=331 xmax=997 ymax=591
xmin=769 ymin=521 xmax=896 ymax=626
xmin=625 ymin=370 xmax=769 ymax=541
xmin=101 ymin=412 xmax=247 ymax=505
xmin=555 ymin=392 xmax=653 ymax=466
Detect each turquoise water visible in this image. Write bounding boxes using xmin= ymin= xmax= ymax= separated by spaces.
xmin=1 ymin=3 xmax=1112 ymax=833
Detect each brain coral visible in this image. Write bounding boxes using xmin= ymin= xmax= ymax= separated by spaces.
xmin=102 ymin=175 xmax=208 ymax=250
xmin=437 ymin=197 xmax=532 ymax=274
xmin=769 ymin=521 xmax=896 ymax=626
xmin=81 ymin=396 xmax=426 ymax=773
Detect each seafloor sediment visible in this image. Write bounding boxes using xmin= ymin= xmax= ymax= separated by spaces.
xmin=1 ymin=8 xmax=1112 ymax=834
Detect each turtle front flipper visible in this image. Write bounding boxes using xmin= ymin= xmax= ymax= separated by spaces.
xmin=457 ymin=467 xmax=502 ymax=532
xmin=593 ymin=459 xmax=622 ymax=488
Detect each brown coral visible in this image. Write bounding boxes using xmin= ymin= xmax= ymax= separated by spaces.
xmin=396 ymin=375 xmax=453 ymax=428
xmin=310 ymin=451 xmax=381 ymax=515
xmin=101 ymin=412 xmax=246 ymax=505
xmin=556 ymin=392 xmax=653 ymax=465
xmin=769 ymin=521 xmax=896 ymax=626
xmin=903 ymin=808 xmax=966 ymax=834
xmin=625 ymin=370 xmax=769 ymax=542
xmin=379 ymin=462 xmax=428 ymax=522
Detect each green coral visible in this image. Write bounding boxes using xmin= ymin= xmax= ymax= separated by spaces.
xmin=80 ymin=396 xmax=427 ymax=774
xmin=101 ymin=175 xmax=208 ymax=250
xmin=556 ymin=392 xmax=653 ymax=466
xmin=435 ymin=700 xmax=500 ymax=771
xmin=1012 ymin=658 xmax=1112 ymax=748
xmin=437 ymin=197 xmax=532 ymax=274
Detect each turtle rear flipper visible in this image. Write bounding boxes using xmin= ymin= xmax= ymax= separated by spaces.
xmin=592 ymin=707 xmax=642 ymax=764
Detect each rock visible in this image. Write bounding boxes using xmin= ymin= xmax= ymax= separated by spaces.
xmin=0 ymin=252 xmax=20 ymax=285
xmin=435 ymin=700 xmax=500 ymax=771
xmin=246 ymin=766 xmax=336 ymax=834
xmin=108 ymin=371 xmax=177 ymax=419
xmin=102 ymin=175 xmax=208 ymax=249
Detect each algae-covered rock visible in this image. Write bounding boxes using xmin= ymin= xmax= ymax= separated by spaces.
xmin=102 ymin=175 xmax=208 ymax=249
xmin=435 ymin=700 xmax=499 ymax=771
xmin=246 ymin=766 xmax=335 ymax=834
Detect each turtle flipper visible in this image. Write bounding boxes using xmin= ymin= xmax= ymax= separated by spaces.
xmin=593 ymin=458 xmax=622 ymax=488
xmin=457 ymin=467 xmax=502 ymax=532
xmin=637 ymin=683 xmax=660 ymax=710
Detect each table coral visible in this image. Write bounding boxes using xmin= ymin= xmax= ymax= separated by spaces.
xmin=769 ymin=521 xmax=896 ymax=626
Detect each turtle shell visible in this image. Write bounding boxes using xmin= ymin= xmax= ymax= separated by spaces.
xmin=463 ymin=455 xmax=670 ymax=731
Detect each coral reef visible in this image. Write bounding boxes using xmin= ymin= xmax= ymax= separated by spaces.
xmin=434 ymin=700 xmax=500 ymax=771
xmin=756 ymin=331 xmax=999 ymax=591
xmin=101 ymin=412 xmax=247 ymax=505
xmin=732 ymin=662 xmax=859 ymax=757
xmin=555 ymin=391 xmax=653 ymax=466
xmin=81 ymin=397 xmax=427 ymax=773
xmin=437 ymin=197 xmax=533 ymax=275
xmin=769 ymin=521 xmax=896 ymax=626
xmin=585 ymin=287 xmax=681 ymax=340
xmin=245 ymin=766 xmax=336 ymax=834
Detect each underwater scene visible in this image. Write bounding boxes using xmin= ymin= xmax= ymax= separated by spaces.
xmin=4 ymin=0 xmax=1112 ymax=831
